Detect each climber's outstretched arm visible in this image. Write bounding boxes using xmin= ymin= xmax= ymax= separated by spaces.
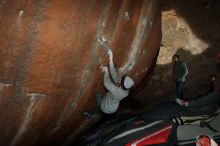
xmin=108 ymin=50 xmax=119 ymax=85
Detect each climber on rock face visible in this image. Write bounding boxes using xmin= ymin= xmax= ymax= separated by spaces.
xmin=83 ymin=50 xmax=134 ymax=118
xmin=172 ymin=54 xmax=188 ymax=100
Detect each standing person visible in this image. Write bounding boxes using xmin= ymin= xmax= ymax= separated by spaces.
xmin=83 ymin=50 xmax=134 ymax=118
xmin=172 ymin=54 xmax=188 ymax=99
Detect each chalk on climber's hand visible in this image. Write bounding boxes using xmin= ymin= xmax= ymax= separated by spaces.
xmin=101 ymin=66 xmax=108 ymax=72
xmin=107 ymin=49 xmax=113 ymax=56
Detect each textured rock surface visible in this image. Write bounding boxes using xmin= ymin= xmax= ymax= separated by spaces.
xmin=137 ymin=0 xmax=220 ymax=105
xmin=0 ymin=0 xmax=161 ymax=146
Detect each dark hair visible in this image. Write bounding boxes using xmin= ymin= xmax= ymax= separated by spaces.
xmin=173 ymin=54 xmax=179 ymax=59
xmin=121 ymin=75 xmax=129 ymax=90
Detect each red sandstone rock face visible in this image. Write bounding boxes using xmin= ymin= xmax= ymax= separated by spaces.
xmin=0 ymin=0 xmax=161 ymax=146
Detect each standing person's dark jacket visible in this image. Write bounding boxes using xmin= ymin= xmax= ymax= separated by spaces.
xmin=173 ymin=61 xmax=188 ymax=82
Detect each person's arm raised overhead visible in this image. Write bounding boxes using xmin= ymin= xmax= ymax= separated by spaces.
xmin=108 ymin=50 xmax=119 ymax=85
xmin=101 ymin=66 xmax=117 ymax=92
